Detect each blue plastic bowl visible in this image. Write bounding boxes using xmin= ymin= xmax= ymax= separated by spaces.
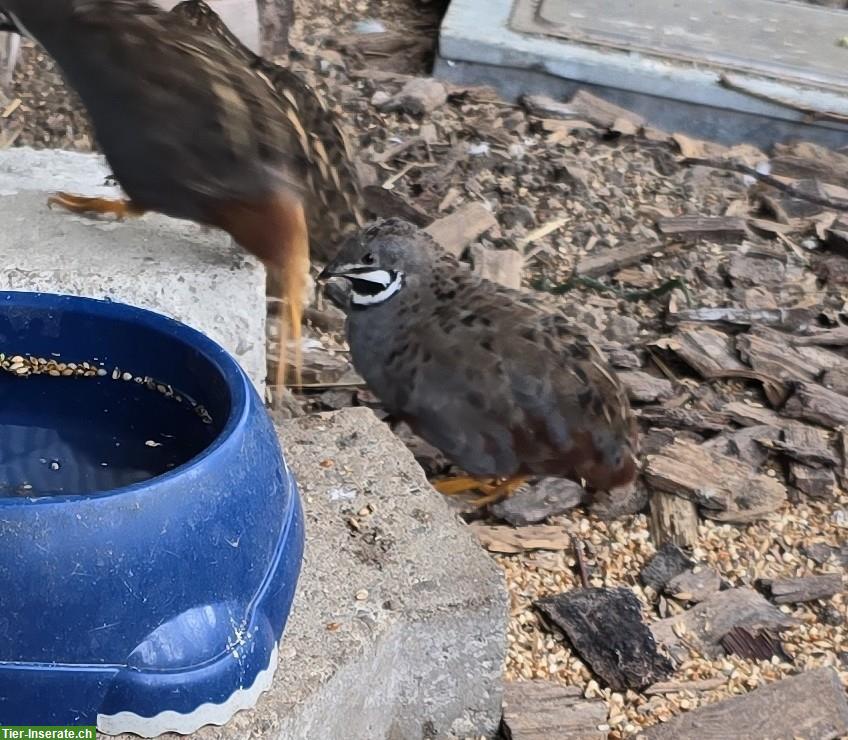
xmin=0 ymin=292 xmax=304 ymax=735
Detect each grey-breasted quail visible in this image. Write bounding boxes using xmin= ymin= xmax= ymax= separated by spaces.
xmin=320 ymin=218 xmax=639 ymax=503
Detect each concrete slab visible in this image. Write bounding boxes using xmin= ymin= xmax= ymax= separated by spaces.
xmin=0 ymin=147 xmax=267 ymax=392
xmin=105 ymin=407 xmax=508 ymax=739
xmin=436 ymin=0 xmax=848 ymax=148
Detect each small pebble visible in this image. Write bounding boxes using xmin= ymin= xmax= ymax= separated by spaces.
xmin=355 ymin=589 xmax=369 ymax=601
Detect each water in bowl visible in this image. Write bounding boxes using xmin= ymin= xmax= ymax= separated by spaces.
xmin=0 ymin=371 xmax=219 ymax=497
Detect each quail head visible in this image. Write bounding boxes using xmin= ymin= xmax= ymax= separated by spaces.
xmin=321 ymin=219 xmax=639 ymax=501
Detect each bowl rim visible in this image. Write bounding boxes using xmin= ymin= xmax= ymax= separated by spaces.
xmin=0 ymin=290 xmax=251 ymax=505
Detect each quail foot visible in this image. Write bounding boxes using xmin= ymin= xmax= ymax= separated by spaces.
xmin=320 ymin=218 xmax=640 ymax=507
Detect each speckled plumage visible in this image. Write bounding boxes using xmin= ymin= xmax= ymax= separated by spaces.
xmin=170 ymin=0 xmax=366 ymax=260
xmin=323 ymin=219 xmax=639 ymax=491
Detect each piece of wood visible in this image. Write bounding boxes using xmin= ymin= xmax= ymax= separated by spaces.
xmin=501 ymin=681 xmax=607 ymax=740
xmin=765 ymin=424 xmax=840 ymax=468
xmin=719 ymin=625 xmax=787 ymax=661
xmin=721 ymin=401 xmax=802 ymax=430
xmin=423 ymin=202 xmax=498 ymax=256
xmin=738 ymin=326 xmax=848 ymax=385
xmin=771 ymin=141 xmax=848 ymax=187
xmin=791 ymin=464 xmax=838 ymax=499
xmin=680 ymin=157 xmax=848 ymax=213
xmin=489 ymin=478 xmax=586 ymax=527
xmin=656 ymin=215 xmax=748 ymax=240
xmin=705 ymin=424 xmax=780 ymax=470
xmin=666 ymin=567 xmax=722 ymax=603
xmin=645 ymin=677 xmax=726 ymax=695
xmin=649 ymin=492 xmax=700 ymax=550
xmin=639 ymin=667 xmax=848 ymax=740
xmin=653 ymin=327 xmax=746 ymax=377
xmin=536 ymin=587 xmax=673 ymax=691
xmin=619 ymin=371 xmax=674 ymax=403
xmin=783 ymin=381 xmax=848 ymax=429
xmin=637 ymin=406 xmax=729 ymax=433
xmin=469 ymin=243 xmax=523 ymax=290
xmin=651 ymin=588 xmax=796 ymax=661
xmin=566 ymin=89 xmax=646 ymax=129
xmin=521 ymin=94 xmax=583 ymax=120
xmin=665 ymin=306 xmax=817 ymax=331
xmin=469 ymin=522 xmax=570 ymax=554
xmin=804 ymin=542 xmax=848 ymax=567
xmin=761 ymin=574 xmax=844 ymax=604
xmin=640 ymin=542 xmax=694 ymax=591
xmin=644 ymin=439 xmax=787 ymax=523
xmin=575 ymin=241 xmax=667 ymax=278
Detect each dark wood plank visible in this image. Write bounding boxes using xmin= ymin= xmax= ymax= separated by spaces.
xmin=536 ymin=588 xmax=673 ymax=692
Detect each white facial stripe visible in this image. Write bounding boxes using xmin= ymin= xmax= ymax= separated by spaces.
xmin=349 ymin=269 xmax=393 ymax=287
xmin=351 ymin=272 xmax=404 ymax=306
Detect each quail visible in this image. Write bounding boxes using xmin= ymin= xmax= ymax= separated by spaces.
xmin=0 ymin=0 xmax=365 ymax=386
xmin=320 ymin=219 xmax=639 ymax=504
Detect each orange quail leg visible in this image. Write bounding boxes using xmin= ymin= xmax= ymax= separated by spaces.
xmin=433 ymin=476 xmax=499 ymax=496
xmin=47 ymin=193 xmax=145 ymax=220
xmin=470 ymin=476 xmax=530 ymax=508
xmin=213 ymin=190 xmax=309 ymax=405
xmin=433 ymin=475 xmax=530 ymax=507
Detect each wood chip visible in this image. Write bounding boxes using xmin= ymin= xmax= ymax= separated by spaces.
xmin=469 ymin=243 xmax=523 ymax=289
xmin=665 ymin=567 xmax=722 ymax=603
xmin=665 ymin=307 xmax=817 ymax=331
xmin=656 ymin=215 xmax=748 ymax=240
xmin=644 ymin=439 xmax=787 ymax=522
xmin=537 ymin=587 xmax=673 ymax=691
xmin=651 ymin=588 xmax=796 ymax=661
xmin=575 ymin=241 xmax=668 ymax=278
xmin=761 ymin=574 xmax=844 ymax=604
xmin=645 ymin=677 xmax=726 ymax=695
xmin=648 ymin=492 xmax=700 ymax=550
xmin=489 ymin=478 xmax=586 ymax=527
xmin=469 ymin=522 xmax=570 ymax=554
xmin=738 ymin=326 xmax=848 ymax=385
xmin=639 ymin=667 xmax=848 ymax=740
xmin=783 ymin=381 xmax=848 ymax=429
xmin=637 ymin=406 xmax=729 ymax=433
xmin=566 ymin=90 xmax=646 ymax=129
xmin=501 ymin=681 xmax=608 ymax=740
xmin=654 ymin=326 xmax=746 ymax=377
xmin=640 ymin=543 xmax=695 ymax=592
xmin=423 ymin=202 xmax=498 ymax=256
xmin=619 ymin=370 xmax=674 ymax=403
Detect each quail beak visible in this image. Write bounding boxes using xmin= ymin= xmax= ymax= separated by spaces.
xmin=317 ymin=263 xmax=357 ymax=281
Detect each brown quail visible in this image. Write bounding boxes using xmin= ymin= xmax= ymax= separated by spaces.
xmin=0 ymin=0 xmax=365 ymax=387
xmin=320 ymin=219 xmax=640 ymax=504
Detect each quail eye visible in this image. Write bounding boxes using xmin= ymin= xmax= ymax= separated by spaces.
xmin=362 ymin=253 xmax=375 ymax=265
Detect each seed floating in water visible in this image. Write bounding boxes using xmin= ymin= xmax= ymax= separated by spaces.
xmin=0 ymin=350 xmax=219 ymax=496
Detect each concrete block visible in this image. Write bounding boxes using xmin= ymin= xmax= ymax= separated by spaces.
xmin=106 ymin=407 xmax=508 ymax=738
xmin=0 ymin=147 xmax=267 ymax=392
xmin=436 ymin=0 xmax=848 ymax=149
